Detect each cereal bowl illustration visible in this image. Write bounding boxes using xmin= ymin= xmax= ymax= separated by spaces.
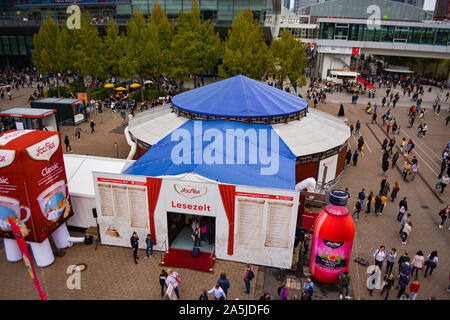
xmin=0 ymin=196 xmax=31 ymax=231
xmin=37 ymin=180 xmax=68 ymax=222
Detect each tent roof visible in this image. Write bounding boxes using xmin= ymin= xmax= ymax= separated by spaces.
xmin=124 ymin=120 xmax=297 ymax=190
xmin=63 ymin=154 xmax=135 ymax=197
xmin=171 ymin=75 xmax=308 ymax=118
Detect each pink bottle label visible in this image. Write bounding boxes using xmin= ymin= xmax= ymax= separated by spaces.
xmin=312 ymin=237 xmax=352 ymax=274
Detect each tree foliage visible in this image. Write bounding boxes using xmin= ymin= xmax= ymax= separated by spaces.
xmin=271 ymin=29 xmax=307 ymax=90
xmin=170 ymin=0 xmax=221 ymax=86
xmin=219 ymin=8 xmax=273 ymax=80
xmin=103 ymin=18 xmax=125 ymax=78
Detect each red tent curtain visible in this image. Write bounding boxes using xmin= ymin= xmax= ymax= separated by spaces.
xmin=147 ymin=177 xmax=162 ymax=245
xmin=219 ymin=184 xmax=236 ymax=256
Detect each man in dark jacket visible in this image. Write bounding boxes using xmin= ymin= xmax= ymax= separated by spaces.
xmin=145 ymin=234 xmax=153 ymax=259
xmin=130 ymin=232 xmax=139 ymax=264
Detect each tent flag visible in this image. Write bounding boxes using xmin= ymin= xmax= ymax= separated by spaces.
xmin=8 ymin=217 xmax=47 ymax=300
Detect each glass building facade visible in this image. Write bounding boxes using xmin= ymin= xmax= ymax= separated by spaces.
xmin=318 ymin=21 xmax=450 ymax=46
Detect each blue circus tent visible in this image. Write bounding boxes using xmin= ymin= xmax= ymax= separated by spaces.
xmin=171 ymin=74 xmax=308 ymax=118
xmin=124 ymin=120 xmax=296 ymax=190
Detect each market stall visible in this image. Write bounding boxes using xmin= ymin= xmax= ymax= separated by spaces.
xmin=0 ymin=107 xmax=57 ymax=133
xmin=30 ymin=98 xmax=85 ymax=126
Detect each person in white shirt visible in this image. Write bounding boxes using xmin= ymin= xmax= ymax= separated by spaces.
xmin=373 ymin=246 xmax=386 ymax=269
xmin=208 ymin=284 xmax=226 ymax=300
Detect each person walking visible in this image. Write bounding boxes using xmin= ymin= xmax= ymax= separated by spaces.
xmin=391 ymin=182 xmax=400 ymax=202
xmin=410 ymin=162 xmax=419 ymax=181
xmin=346 ymin=149 xmax=352 ymax=166
xmin=160 ymin=269 xmax=168 ymax=296
xmin=165 ymin=269 xmax=181 ymax=299
xmin=358 ymin=189 xmax=366 ymax=209
xmin=279 ymin=284 xmax=290 ymax=300
xmin=64 ymin=135 xmax=72 ymax=152
xmin=130 ymin=232 xmax=139 ymax=264
xmin=90 ymin=120 xmax=95 ymax=133
xmin=386 ymin=248 xmax=397 ymax=274
xmin=391 ymin=152 xmax=399 ymax=169
xmin=357 ymin=136 xmax=364 ymax=152
xmin=76 ymin=127 xmax=81 ymax=140
xmin=439 ymin=174 xmax=449 ymax=194
xmin=423 ymin=251 xmax=438 ymax=278
xmin=303 ymin=278 xmax=314 ymax=297
xmin=409 ymin=280 xmax=420 ymax=300
xmin=438 ymin=205 xmax=449 ymax=229
xmin=208 ymin=283 xmax=226 ymax=300
xmin=199 ymin=289 xmax=208 ymax=300
xmin=401 ymin=221 xmax=412 ymax=245
xmin=366 ymin=191 xmax=374 ymax=213
xmin=352 ymin=150 xmax=359 ymax=166
xmin=355 ymin=120 xmax=361 ymax=135
xmin=397 ymin=197 xmax=408 ymax=221
xmin=380 ymin=194 xmax=387 ymax=214
xmin=381 ymin=179 xmax=390 ymax=196
xmin=380 ymin=272 xmax=395 ymax=300
xmin=372 ymin=112 xmax=377 ymax=124
xmin=411 ymin=251 xmax=424 ymax=280
xmin=396 ymin=271 xmax=411 ymax=299
xmin=379 ymin=177 xmax=387 ymax=196
xmin=373 ymin=246 xmax=386 ymax=269
xmin=243 ymin=265 xmax=255 ymax=294
xmin=145 ymin=234 xmax=153 ymax=259
xmin=192 ymin=222 xmax=201 ymax=248
xmin=217 ymin=273 xmax=230 ymax=297
xmin=374 ymin=195 xmax=382 ymax=216
xmin=352 ymin=201 xmax=361 ymax=222
xmin=339 ymin=272 xmax=351 ymax=300
xmin=349 ymin=124 xmax=354 ymax=136
xmin=399 ymin=213 xmax=411 ymax=236
xmin=382 ymin=158 xmax=389 ymax=176
xmin=398 ymin=252 xmax=410 ymax=275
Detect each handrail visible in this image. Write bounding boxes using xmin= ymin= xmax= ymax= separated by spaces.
xmin=160 ymin=240 xmax=168 ymax=265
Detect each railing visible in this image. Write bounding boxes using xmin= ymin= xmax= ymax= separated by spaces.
xmin=209 ymin=246 xmax=215 ymax=272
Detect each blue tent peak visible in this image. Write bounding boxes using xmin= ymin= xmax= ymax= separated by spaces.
xmin=171 ymin=74 xmax=308 ymax=118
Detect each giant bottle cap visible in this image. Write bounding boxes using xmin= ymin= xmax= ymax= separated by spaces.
xmin=329 ymin=190 xmax=348 ymax=206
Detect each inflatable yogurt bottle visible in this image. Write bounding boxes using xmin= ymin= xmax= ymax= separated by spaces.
xmin=309 ymin=190 xmax=355 ymax=284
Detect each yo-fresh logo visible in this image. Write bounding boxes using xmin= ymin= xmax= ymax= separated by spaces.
xmin=26 ymin=135 xmax=60 ymax=161
xmin=0 ymin=150 xmax=16 ymax=168
xmin=174 ymin=184 xmax=207 ymax=199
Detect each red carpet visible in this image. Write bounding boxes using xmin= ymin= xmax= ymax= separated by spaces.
xmin=162 ymin=248 xmax=215 ymax=272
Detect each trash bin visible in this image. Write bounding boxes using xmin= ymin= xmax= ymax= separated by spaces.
xmin=84 ymin=235 xmax=93 ymax=245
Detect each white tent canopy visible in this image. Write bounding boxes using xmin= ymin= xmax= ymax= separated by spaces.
xmin=64 ymin=154 xmax=135 ymax=229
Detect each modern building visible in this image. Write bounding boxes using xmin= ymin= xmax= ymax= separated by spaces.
xmin=434 ymin=0 xmax=450 ymax=20
xmin=0 ymin=0 xmax=279 ymax=66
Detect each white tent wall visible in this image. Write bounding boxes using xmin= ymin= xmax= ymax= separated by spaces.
xmin=67 ymin=195 xmax=97 ymax=229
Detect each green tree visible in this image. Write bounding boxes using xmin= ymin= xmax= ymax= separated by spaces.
xmin=219 ymin=8 xmax=273 ymax=80
xmin=170 ymin=0 xmax=221 ymax=87
xmin=120 ymin=10 xmax=161 ymax=101
xmin=271 ymin=29 xmax=307 ymax=90
xmin=103 ymin=18 xmax=125 ymax=79
xmin=70 ymin=12 xmax=106 ymax=85
xmin=149 ymin=0 xmax=174 ymax=82
xmin=32 ymin=18 xmax=70 ymax=97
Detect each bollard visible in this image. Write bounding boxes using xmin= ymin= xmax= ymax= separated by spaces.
xmin=114 ymin=142 xmax=118 ymax=158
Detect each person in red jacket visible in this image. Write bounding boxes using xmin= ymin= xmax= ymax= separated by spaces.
xmin=409 ymin=280 xmax=420 ymax=300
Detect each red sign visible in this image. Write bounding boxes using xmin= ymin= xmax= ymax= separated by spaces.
xmin=8 ymin=217 xmax=47 ymax=300
xmin=171 ymin=200 xmax=211 ymax=212
xmin=235 ymin=191 xmax=293 ymax=201
xmin=352 ymin=47 xmax=360 ymax=55
xmin=0 ymin=130 xmax=74 ymax=243
xmin=97 ymin=177 xmax=146 ymax=186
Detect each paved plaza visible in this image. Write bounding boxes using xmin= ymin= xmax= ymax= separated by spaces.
xmin=0 ymin=81 xmax=448 ymax=300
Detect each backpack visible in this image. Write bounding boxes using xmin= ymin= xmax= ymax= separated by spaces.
xmin=277 ymin=285 xmax=285 ymax=296
xmin=247 ymin=269 xmax=255 ymax=281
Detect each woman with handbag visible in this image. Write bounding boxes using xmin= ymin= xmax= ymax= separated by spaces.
xmin=410 ymin=251 xmax=424 ymax=280
xmin=380 ymin=272 xmax=395 ymax=300
xmin=424 ymin=251 xmax=438 ymax=278
xmin=166 ymin=269 xmax=181 ymax=299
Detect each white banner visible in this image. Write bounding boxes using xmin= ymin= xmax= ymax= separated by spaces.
xmin=318 ymin=47 xmax=353 ymax=54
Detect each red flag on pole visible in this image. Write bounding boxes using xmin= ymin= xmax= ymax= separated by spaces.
xmin=8 ymin=217 xmax=48 ymax=300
